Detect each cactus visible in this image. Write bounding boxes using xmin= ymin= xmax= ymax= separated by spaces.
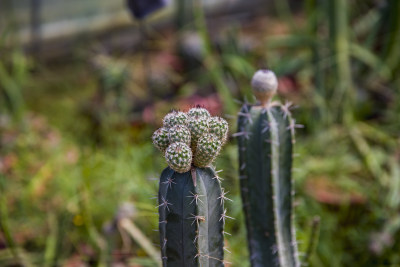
xmin=187 ymin=115 xmax=209 ymax=150
xmin=193 ymin=133 xmax=222 ymax=168
xmin=237 ymin=70 xmax=300 ymax=267
xmin=153 ymin=127 xmax=170 ymax=152
xmin=165 ymin=142 xmax=192 ymax=173
xmin=163 ymin=110 xmax=188 ymax=129
xmin=208 ymin=117 xmax=229 ymax=144
xmin=153 ymin=107 xmax=230 ymax=266
xmin=168 ymin=125 xmax=191 ymax=145
xmin=187 ymin=107 xmax=211 ymax=118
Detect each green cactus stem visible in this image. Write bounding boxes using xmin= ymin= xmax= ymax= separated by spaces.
xmin=237 ymin=70 xmax=300 ymax=267
xmin=159 ymin=167 xmax=225 ymax=267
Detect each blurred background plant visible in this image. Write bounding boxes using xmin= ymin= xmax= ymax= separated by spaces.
xmin=0 ymin=0 xmax=399 ymax=266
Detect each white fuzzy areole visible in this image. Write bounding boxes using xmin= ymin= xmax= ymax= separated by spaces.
xmin=251 ymin=69 xmax=278 ymax=106
xmin=251 ymin=69 xmax=278 ymax=93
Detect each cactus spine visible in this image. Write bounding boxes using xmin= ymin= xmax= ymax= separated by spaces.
xmin=238 ymin=70 xmax=300 ymax=267
xmin=154 ymin=107 xmax=230 ymax=267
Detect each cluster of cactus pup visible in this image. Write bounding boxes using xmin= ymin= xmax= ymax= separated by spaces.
xmin=152 ymin=106 xmax=228 ymax=172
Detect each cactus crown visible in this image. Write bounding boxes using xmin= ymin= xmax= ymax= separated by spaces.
xmin=153 ymin=107 xmax=229 ymax=173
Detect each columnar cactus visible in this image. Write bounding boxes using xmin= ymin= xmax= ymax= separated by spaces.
xmin=153 ymin=107 xmax=230 ymax=267
xmin=237 ymin=70 xmax=300 ymax=267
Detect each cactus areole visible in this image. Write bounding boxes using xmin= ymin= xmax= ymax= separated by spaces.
xmin=153 ymin=107 xmax=229 ymax=266
xmin=238 ymin=70 xmax=300 ymax=267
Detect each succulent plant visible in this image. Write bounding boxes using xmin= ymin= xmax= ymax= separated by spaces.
xmin=168 ymin=125 xmax=191 ymax=145
xmin=154 ymin=107 xmax=228 ymax=171
xmin=193 ymin=133 xmax=222 ymax=168
xmin=237 ymin=70 xmax=300 ymax=267
xmin=187 ymin=116 xmax=209 ymax=150
xmin=165 ymin=142 xmax=192 ymax=173
xmin=187 ymin=107 xmax=211 ymax=118
xmin=208 ymin=117 xmax=229 ymax=144
xmin=163 ymin=110 xmax=188 ymax=129
xmin=153 ymin=107 xmax=230 ymax=266
xmin=159 ymin=167 xmax=225 ymax=267
xmin=152 ymin=127 xmax=170 ymax=152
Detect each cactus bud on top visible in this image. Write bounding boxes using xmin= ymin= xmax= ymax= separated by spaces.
xmin=165 ymin=142 xmax=192 ymax=173
xmin=163 ymin=110 xmax=188 ymax=129
xmin=152 ymin=127 xmax=170 ymax=152
xmin=168 ymin=125 xmax=191 ymax=145
xmin=187 ymin=107 xmax=211 ymax=118
xmin=193 ymin=133 xmax=222 ymax=167
xmin=251 ymin=69 xmax=278 ymax=106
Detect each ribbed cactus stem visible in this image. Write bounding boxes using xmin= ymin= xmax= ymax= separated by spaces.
xmin=267 ymin=108 xmax=298 ymax=267
xmin=238 ymin=70 xmax=300 ymax=267
xmin=159 ymin=167 xmax=224 ymax=267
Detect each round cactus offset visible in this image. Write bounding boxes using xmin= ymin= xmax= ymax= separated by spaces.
xmin=168 ymin=125 xmax=191 ymax=146
xmin=165 ymin=142 xmax=192 ymax=173
xmin=152 ymin=127 xmax=170 ymax=152
xmin=163 ymin=110 xmax=188 ymax=129
xmin=187 ymin=116 xmax=209 ymax=148
xmin=187 ymin=107 xmax=211 ymax=118
xmin=193 ymin=133 xmax=222 ymax=167
xmin=208 ymin=116 xmax=229 ymax=144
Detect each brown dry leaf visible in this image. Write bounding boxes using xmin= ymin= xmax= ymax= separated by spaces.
xmin=305 ymin=177 xmax=366 ymax=205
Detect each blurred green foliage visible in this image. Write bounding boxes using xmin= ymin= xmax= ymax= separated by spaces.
xmin=1 ymin=0 xmax=400 ymax=266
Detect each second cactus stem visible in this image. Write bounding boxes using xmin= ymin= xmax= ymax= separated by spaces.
xmin=238 ymin=70 xmax=300 ymax=267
